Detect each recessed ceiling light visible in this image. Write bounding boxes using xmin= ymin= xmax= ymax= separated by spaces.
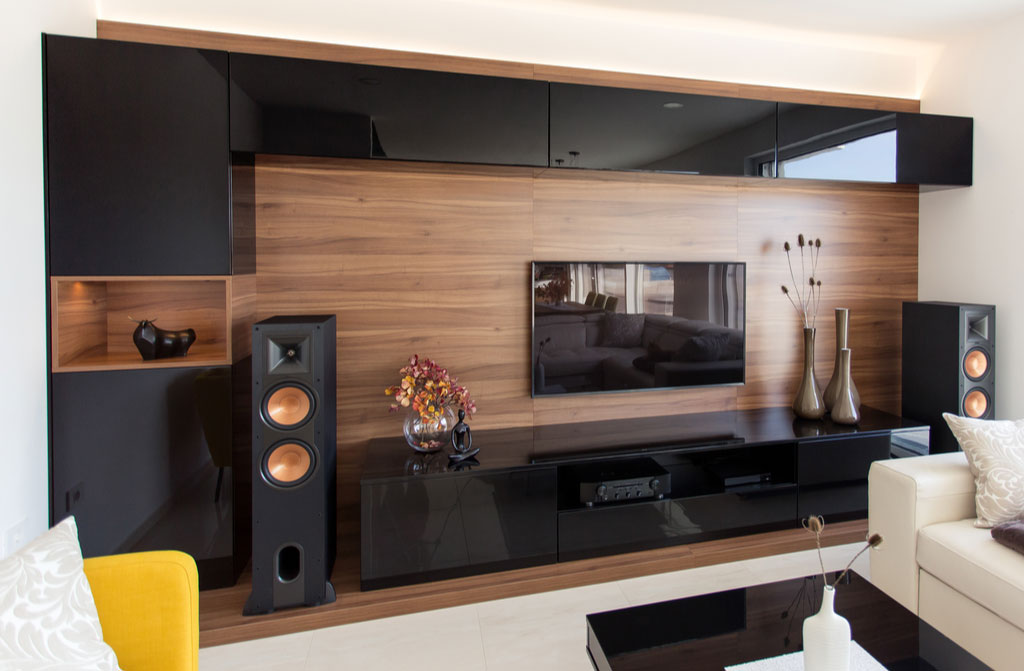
xmin=663 ymin=102 xmax=684 ymax=109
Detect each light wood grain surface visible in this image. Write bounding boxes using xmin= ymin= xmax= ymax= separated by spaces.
xmin=252 ymin=152 xmax=915 ymax=533
xmin=198 ymin=517 xmax=867 ymax=647
xmin=97 ymin=20 xmax=919 ymax=113
xmin=51 ymin=277 xmax=231 ymax=372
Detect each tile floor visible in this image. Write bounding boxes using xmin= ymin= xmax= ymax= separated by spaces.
xmin=200 ymin=543 xmax=870 ymax=670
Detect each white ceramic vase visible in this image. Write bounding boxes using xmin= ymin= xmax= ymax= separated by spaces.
xmin=802 ymin=584 xmax=851 ymax=671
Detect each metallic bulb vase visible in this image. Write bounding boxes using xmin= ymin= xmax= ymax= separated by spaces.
xmin=830 ymin=348 xmax=861 ymax=425
xmin=824 ymin=308 xmax=859 ymax=411
xmin=793 ymin=327 xmax=826 ymax=420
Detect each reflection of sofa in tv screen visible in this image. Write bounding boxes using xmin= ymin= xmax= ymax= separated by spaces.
xmin=534 ymin=313 xmax=743 ymax=394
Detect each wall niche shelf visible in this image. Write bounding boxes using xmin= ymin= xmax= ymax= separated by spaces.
xmin=50 ymin=276 xmax=233 ymax=372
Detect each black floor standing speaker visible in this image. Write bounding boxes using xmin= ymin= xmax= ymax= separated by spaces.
xmin=902 ymin=301 xmax=995 ymax=453
xmin=244 ymin=315 xmax=337 ymax=615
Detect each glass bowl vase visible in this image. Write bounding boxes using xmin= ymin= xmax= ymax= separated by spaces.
xmin=403 ymin=405 xmax=456 ymax=452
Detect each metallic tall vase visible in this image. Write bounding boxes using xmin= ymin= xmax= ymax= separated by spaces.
xmin=793 ymin=327 xmax=826 ymax=420
xmin=831 ymin=347 xmax=861 ymax=425
xmin=824 ymin=308 xmax=860 ymax=411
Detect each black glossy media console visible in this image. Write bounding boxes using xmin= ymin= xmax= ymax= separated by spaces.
xmin=360 ymin=407 xmax=926 ymax=589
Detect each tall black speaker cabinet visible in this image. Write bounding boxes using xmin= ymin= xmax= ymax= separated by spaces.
xmin=902 ymin=301 xmax=995 ymax=453
xmin=246 ymin=316 xmax=337 ymax=615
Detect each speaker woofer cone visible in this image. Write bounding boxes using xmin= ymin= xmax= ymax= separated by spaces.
xmin=963 ymin=389 xmax=990 ymax=419
xmin=262 ymin=384 xmax=315 ymax=429
xmin=964 ymin=348 xmax=989 ymax=380
xmin=262 ymin=441 xmax=316 ymax=487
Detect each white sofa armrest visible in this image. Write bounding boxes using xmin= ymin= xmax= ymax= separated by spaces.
xmin=868 ymin=453 xmax=976 ymax=613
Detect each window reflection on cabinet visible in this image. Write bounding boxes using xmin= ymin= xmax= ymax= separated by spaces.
xmin=777 ymin=104 xmax=898 ymax=182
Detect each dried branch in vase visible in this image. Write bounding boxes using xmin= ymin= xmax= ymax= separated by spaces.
xmin=781 ymin=235 xmax=823 ymax=329
xmin=802 ymin=515 xmax=883 ymax=588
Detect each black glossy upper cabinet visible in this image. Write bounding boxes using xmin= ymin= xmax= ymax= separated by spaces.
xmin=45 ymin=36 xmax=231 ymax=276
xmin=778 ymin=103 xmax=972 ymax=186
xmin=549 ymin=83 xmax=776 ymax=176
xmin=230 ymin=53 xmax=548 ymax=167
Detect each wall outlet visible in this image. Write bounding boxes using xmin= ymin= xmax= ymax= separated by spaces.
xmin=66 ymin=482 xmax=84 ymax=514
xmin=3 ymin=518 xmax=32 ymax=556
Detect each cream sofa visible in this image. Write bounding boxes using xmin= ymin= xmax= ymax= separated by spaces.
xmin=869 ymin=453 xmax=1024 ymax=670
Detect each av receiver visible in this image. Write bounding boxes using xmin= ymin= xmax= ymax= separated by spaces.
xmin=569 ymin=458 xmax=670 ymax=506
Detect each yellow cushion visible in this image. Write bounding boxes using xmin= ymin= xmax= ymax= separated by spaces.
xmin=84 ymin=551 xmax=198 ymax=671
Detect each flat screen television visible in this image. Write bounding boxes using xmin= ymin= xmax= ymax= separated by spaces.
xmin=532 ymin=261 xmax=745 ymax=396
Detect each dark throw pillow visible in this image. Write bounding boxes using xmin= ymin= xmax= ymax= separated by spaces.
xmin=632 ymin=341 xmax=672 ymax=373
xmin=600 ymin=313 xmax=645 ymax=348
xmin=992 ymin=520 xmax=1024 ymax=556
xmin=674 ymin=333 xmax=730 ymax=362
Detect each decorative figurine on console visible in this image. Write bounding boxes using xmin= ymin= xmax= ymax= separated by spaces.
xmin=131 ymin=317 xmax=196 ymax=360
xmin=448 ymin=409 xmax=479 ymax=462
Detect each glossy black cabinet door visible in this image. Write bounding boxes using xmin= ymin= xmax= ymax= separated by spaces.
xmin=50 ymin=366 xmax=245 ymax=589
xmin=549 ymin=83 xmax=776 ymax=175
xmin=797 ymin=434 xmax=891 ymax=519
xmin=230 ymin=53 xmax=548 ymax=166
xmin=44 ymin=36 xmax=230 ymax=275
xmin=360 ymin=468 xmax=557 ymax=589
xmin=896 ymin=112 xmax=973 ymax=187
xmin=778 ymin=103 xmax=899 ymax=182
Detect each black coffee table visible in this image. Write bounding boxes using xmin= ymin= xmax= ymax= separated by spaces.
xmin=586 ymin=572 xmax=987 ymax=671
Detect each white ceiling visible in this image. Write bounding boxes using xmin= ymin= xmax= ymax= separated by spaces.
xmin=554 ymin=0 xmax=1024 ymax=41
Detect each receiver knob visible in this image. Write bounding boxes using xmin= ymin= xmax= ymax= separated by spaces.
xmin=596 ymin=484 xmax=608 ymax=499
xmin=650 ymin=478 xmax=661 ymax=492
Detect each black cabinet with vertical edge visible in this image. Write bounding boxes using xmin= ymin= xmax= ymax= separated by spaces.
xmin=44 ymin=35 xmax=231 ymax=276
xmin=229 ymin=52 xmax=549 ymax=167
xmin=50 ymin=366 xmax=247 ymax=589
xmin=549 ymin=83 xmax=777 ymax=176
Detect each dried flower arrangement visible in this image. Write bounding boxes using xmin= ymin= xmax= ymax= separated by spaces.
xmin=802 ymin=515 xmax=883 ymax=588
xmin=535 ymin=268 xmax=571 ymax=304
xmin=385 ymin=355 xmax=476 ymax=423
xmin=781 ymin=234 xmax=823 ymax=329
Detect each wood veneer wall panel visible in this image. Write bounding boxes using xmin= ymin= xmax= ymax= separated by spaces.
xmin=229 ymin=274 xmax=257 ymax=362
xmin=736 ymin=180 xmax=919 ymax=414
xmin=255 ymin=157 xmax=536 ymax=505
xmin=53 ymin=279 xmax=107 ymax=366
xmin=198 ymin=517 xmax=867 ymax=646
xmin=103 ymin=280 xmax=228 ymax=357
xmin=531 ymin=169 xmax=742 ymax=424
xmin=97 ymin=21 xmax=919 ymax=113
xmin=255 ymin=155 xmax=918 ymax=499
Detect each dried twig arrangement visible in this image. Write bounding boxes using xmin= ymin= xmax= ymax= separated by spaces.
xmin=781 ymin=234 xmax=822 ymax=329
xmin=802 ymin=515 xmax=883 ymax=589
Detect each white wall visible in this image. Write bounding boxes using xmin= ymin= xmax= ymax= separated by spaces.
xmin=919 ymin=12 xmax=1024 ymax=420
xmin=98 ymin=0 xmax=936 ymax=98
xmin=0 ymin=2 xmax=95 ymax=556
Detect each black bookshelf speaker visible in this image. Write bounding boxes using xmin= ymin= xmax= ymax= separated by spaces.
xmin=902 ymin=302 xmax=995 ymax=453
xmin=244 ymin=315 xmax=337 ymax=615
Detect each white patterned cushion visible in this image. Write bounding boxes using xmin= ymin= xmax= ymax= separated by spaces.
xmin=0 ymin=516 xmax=121 ymax=670
xmin=944 ymin=413 xmax=1024 ymax=528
